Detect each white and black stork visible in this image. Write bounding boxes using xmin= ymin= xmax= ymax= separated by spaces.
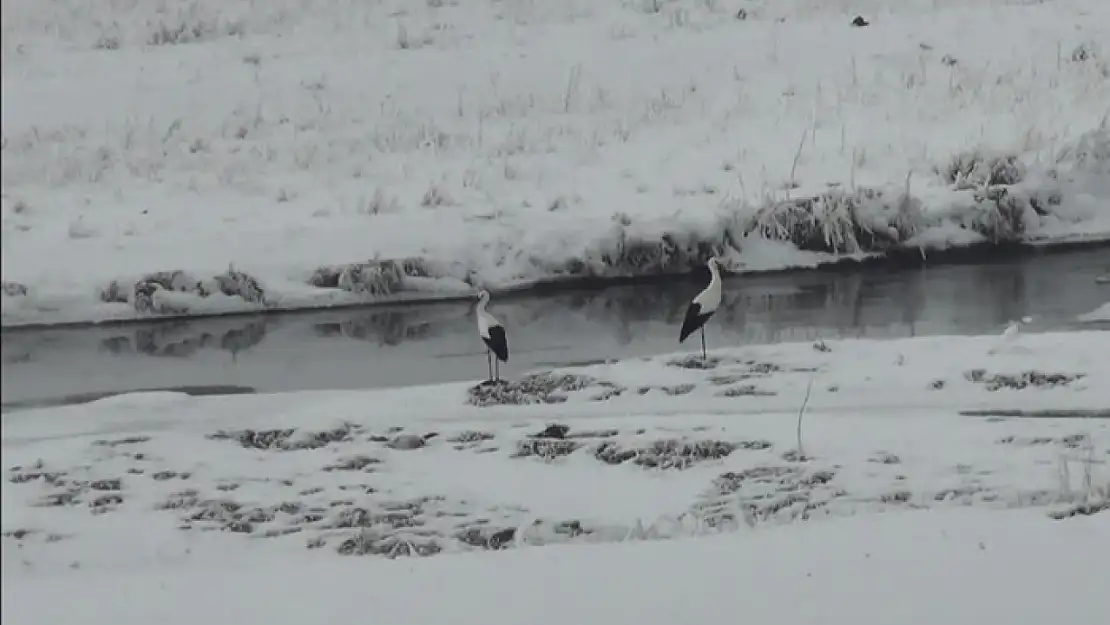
xmin=678 ymin=257 xmax=723 ymax=360
xmin=475 ymin=289 xmax=509 ymax=382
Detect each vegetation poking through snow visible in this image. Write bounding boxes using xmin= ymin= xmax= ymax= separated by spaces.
xmin=466 ymin=373 xmax=598 ymax=406
xmin=308 ymin=257 xmax=438 ymax=295
xmin=206 ymin=424 xmax=360 ymax=450
xmin=963 ymin=369 xmax=1085 ymax=391
xmin=48 ymin=129 xmax=1110 ymax=322
xmin=744 ymin=187 xmax=919 ymax=254
xmin=594 ymin=439 xmax=738 ymax=469
xmin=941 ymin=152 xmax=1026 ymax=188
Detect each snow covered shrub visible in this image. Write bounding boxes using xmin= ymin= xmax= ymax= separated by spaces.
xmin=599 ymin=231 xmax=720 ymax=275
xmin=99 ymin=268 xmax=266 ymax=313
xmin=965 ymin=187 xmax=1031 ymax=241
xmin=941 ymin=152 xmax=1025 ymax=188
xmin=308 ymin=257 xmax=432 ymax=295
xmin=1055 ymin=128 xmax=1110 ymax=176
xmin=744 ymin=188 xmax=915 ymax=254
xmin=200 ymin=269 xmax=266 ymax=304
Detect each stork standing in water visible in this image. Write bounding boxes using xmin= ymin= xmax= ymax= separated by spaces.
xmin=475 ymin=289 xmax=509 ymax=382
xmin=679 ymin=257 xmax=723 ymax=361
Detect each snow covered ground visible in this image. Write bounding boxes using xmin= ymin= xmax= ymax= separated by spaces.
xmin=4 ymin=332 xmax=1108 ymax=623
xmin=5 ymin=510 xmax=1107 ymax=625
xmin=3 ymin=0 xmax=1110 ymax=327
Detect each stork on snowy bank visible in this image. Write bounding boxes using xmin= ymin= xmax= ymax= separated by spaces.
xmin=679 ymin=257 xmax=722 ymax=360
xmin=475 ymin=289 xmax=509 ymax=382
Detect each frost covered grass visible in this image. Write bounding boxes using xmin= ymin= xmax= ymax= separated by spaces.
xmin=2 ymin=0 xmax=1110 ymax=327
xmin=3 ymin=331 xmax=1109 ymax=622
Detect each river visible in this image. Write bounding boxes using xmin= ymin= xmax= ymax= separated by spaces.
xmin=3 ymin=247 xmax=1108 ymax=411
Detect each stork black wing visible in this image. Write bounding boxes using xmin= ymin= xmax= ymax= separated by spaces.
xmin=679 ymin=302 xmax=712 ymax=343
xmin=483 ymin=325 xmax=509 ymax=362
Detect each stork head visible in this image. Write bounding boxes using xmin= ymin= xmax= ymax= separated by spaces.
xmin=476 ymin=289 xmax=490 ymax=302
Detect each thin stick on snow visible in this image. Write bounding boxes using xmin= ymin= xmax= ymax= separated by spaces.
xmin=796 ymin=377 xmax=814 ymax=456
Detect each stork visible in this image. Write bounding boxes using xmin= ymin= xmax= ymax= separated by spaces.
xmin=475 ymin=289 xmax=509 ymax=382
xmin=679 ymin=257 xmax=723 ymax=360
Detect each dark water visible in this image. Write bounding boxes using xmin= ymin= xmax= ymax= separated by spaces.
xmin=3 ymin=248 xmax=1108 ymax=409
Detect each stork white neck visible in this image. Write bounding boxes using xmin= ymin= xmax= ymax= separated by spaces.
xmin=477 ymin=291 xmax=490 ymax=312
xmin=707 ymin=259 xmax=721 ymax=285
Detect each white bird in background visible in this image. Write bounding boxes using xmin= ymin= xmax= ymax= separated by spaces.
xmin=679 ymin=257 xmax=723 ymax=361
xmin=990 ymin=316 xmax=1034 ymax=355
xmin=475 ymin=289 xmax=509 ymax=382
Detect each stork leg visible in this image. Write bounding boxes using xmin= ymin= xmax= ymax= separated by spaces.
xmin=487 ymin=350 xmax=493 ymax=382
xmin=494 ymin=357 xmax=500 ymax=382
xmin=701 ymin=327 xmax=707 ymax=361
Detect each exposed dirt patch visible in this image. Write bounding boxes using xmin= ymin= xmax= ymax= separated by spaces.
xmin=964 ymin=369 xmax=1085 ymax=391
xmin=207 ymin=423 xmax=360 ymax=450
xmin=466 ymin=373 xmax=598 ymax=406
xmin=868 ymin=452 xmax=902 ymax=465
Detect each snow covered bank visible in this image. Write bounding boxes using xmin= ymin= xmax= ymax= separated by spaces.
xmin=5 ymin=509 xmax=1107 ymax=625
xmin=3 ymin=0 xmax=1109 ymax=328
xmin=3 ymin=332 xmax=1108 ymax=623
xmin=4 ymin=332 xmax=1107 ymax=570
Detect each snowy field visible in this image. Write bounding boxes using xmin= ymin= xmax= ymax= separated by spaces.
xmin=3 ymin=0 xmax=1110 ymax=326
xmin=4 ymin=332 xmax=1109 ymax=623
